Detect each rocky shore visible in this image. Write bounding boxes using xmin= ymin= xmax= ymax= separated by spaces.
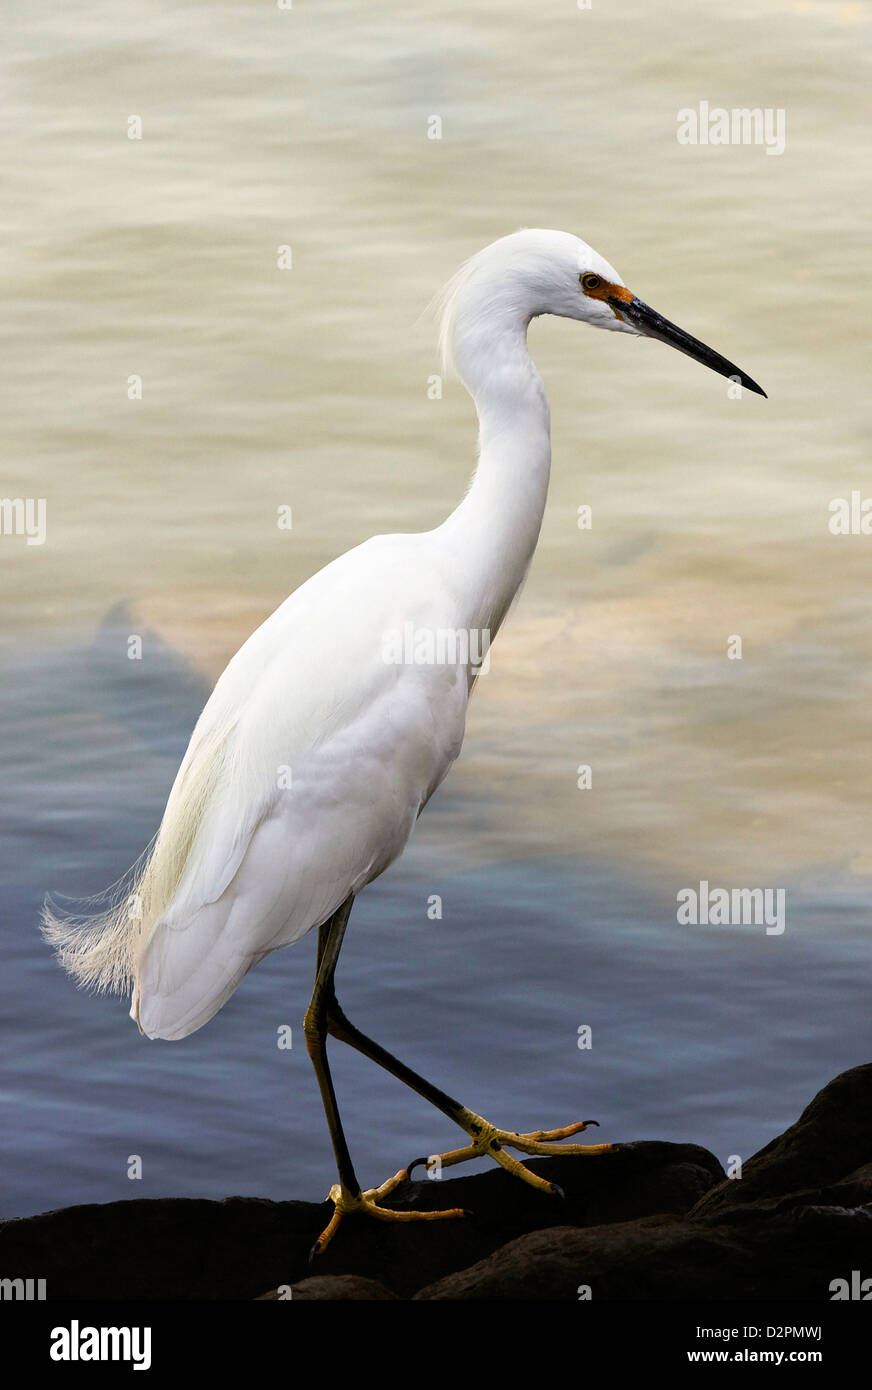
xmin=3 ymin=1064 xmax=870 ymax=1300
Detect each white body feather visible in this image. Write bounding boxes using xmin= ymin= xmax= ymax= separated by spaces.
xmin=134 ymin=533 xmax=474 ymax=1038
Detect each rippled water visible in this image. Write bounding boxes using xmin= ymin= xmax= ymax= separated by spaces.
xmin=1 ymin=0 xmax=870 ymax=1218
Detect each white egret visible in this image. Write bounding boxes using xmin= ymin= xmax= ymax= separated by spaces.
xmin=43 ymin=229 xmax=765 ymax=1253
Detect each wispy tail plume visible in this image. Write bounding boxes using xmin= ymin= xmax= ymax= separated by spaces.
xmin=40 ymin=720 xmax=235 ymax=1010
xmin=40 ymin=849 xmax=154 ymax=997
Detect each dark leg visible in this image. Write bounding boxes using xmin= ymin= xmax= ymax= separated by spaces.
xmin=303 ymin=895 xmax=465 ymax=1254
xmin=325 ymin=997 xmax=608 ymax=1183
xmin=315 ymin=913 xmax=468 ymax=1124
xmin=308 ymin=901 xmax=611 ymax=1220
xmin=302 ymin=894 xmax=359 ymax=1198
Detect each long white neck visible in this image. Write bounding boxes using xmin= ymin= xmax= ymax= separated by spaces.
xmin=435 ymin=313 xmax=552 ymax=639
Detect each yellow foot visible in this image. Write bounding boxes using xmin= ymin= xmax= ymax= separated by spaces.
xmin=409 ymin=1114 xmax=615 ymax=1195
xmin=310 ymin=1167 xmax=466 ymax=1259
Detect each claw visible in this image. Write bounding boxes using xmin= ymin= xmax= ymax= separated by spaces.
xmin=416 ymin=1109 xmax=614 ymax=1196
xmin=310 ymin=1173 xmax=466 ymax=1255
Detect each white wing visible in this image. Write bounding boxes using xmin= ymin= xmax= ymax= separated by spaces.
xmin=135 ymin=533 xmax=470 ymax=1040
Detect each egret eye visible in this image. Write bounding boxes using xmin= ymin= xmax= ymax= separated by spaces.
xmin=580 ymin=273 xmax=602 ymax=291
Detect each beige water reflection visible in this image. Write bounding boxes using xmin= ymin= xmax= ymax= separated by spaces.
xmin=2 ymin=0 xmax=870 ymax=889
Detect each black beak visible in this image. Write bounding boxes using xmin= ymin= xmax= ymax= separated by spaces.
xmin=609 ymin=296 xmax=766 ymax=398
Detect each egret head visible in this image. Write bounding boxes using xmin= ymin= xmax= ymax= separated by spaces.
xmin=440 ymin=228 xmax=766 ymax=397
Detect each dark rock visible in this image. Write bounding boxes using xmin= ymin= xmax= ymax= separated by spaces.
xmin=415 ymin=1067 xmax=872 ymax=1299
xmin=0 ymin=1197 xmax=322 ymax=1301
xmin=0 ymin=1141 xmax=717 ymax=1300
xmin=414 ymin=1218 xmax=745 ymax=1300
xmin=3 ymin=1065 xmax=870 ymax=1299
xmin=414 ymin=1200 xmax=872 ymax=1300
xmin=690 ymin=1063 xmax=872 ymax=1220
